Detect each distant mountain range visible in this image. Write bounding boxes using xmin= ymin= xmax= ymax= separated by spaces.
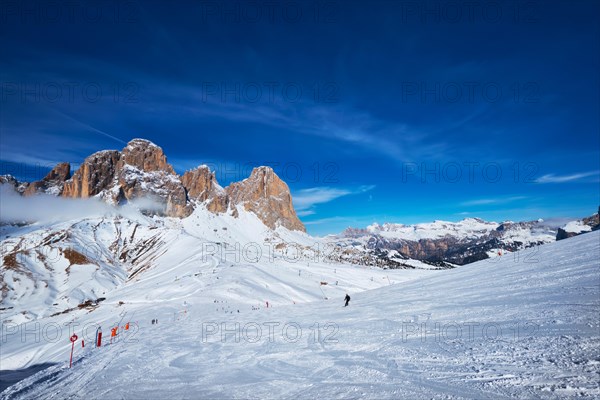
xmin=329 ymin=213 xmax=599 ymax=266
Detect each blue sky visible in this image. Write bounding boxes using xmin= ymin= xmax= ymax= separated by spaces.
xmin=1 ymin=0 xmax=598 ymax=235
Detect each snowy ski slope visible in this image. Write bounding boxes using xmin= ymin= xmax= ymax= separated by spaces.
xmin=1 ymin=226 xmax=598 ymax=399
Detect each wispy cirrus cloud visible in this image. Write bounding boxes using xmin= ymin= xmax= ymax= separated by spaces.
xmin=303 ymin=216 xmax=358 ymax=226
xmin=148 ymin=82 xmax=452 ymax=163
xmin=460 ymin=196 xmax=527 ymax=207
xmin=534 ymin=171 xmax=599 ymax=183
xmin=293 ymin=185 xmax=375 ymax=216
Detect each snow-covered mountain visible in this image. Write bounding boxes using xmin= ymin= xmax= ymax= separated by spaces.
xmin=1 ymin=228 xmax=598 ymax=398
xmin=0 ymin=139 xmax=444 ymax=329
xmin=335 ymin=214 xmax=599 ymax=265
xmin=0 ymin=202 xmax=436 ymax=365
xmin=556 ymin=210 xmax=600 ymax=240
xmin=1 ymin=139 xmax=305 ymax=231
xmin=1 ymin=139 xmax=599 ymax=397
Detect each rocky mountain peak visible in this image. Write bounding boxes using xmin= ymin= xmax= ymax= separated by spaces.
xmin=244 ymin=166 xmax=285 ymax=197
xmin=63 ymin=150 xmax=121 ymax=198
xmin=23 ymin=162 xmax=71 ymax=196
xmin=182 ymin=165 xmax=219 ymax=200
xmin=8 ymin=140 xmax=306 ymax=231
xmin=226 ymin=166 xmax=305 ymax=232
xmin=120 ymin=138 xmax=175 ymax=174
xmin=44 ymin=162 xmax=71 ymax=182
xmin=115 ymin=140 xmax=190 ymax=217
xmin=181 ymin=165 xmax=228 ymax=213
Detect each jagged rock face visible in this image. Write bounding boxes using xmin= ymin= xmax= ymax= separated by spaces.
xmin=115 ymin=140 xmax=191 ymax=217
xmin=226 ymin=166 xmax=305 ymax=232
xmin=182 ymin=165 xmax=304 ymax=229
xmin=366 ymin=236 xmax=456 ymax=262
xmin=119 ymin=139 xmax=175 ymax=174
xmin=45 ymin=162 xmax=71 ymax=182
xmin=63 ymin=151 xmax=120 ymax=198
xmin=556 ymin=228 xmax=578 ymax=241
xmin=62 ymin=140 xmax=192 ymax=217
xmin=181 ymin=166 xmax=228 ymax=213
xmin=116 ymin=166 xmax=192 ymax=218
xmin=11 ymin=139 xmax=307 ymax=228
xmin=23 ymin=162 xmax=71 ymax=196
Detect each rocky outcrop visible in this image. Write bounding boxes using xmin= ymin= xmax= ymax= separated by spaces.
xmin=556 ymin=210 xmax=599 ymax=241
xmin=119 ymin=139 xmax=175 ymax=174
xmin=9 ymin=139 xmax=306 ymax=229
xmin=226 ymin=166 xmax=306 ymax=232
xmin=556 ymin=228 xmax=578 ymax=241
xmin=114 ymin=140 xmax=191 ymax=217
xmin=181 ymin=166 xmax=228 ymax=213
xmin=21 ymin=162 xmax=71 ymax=196
xmin=61 ymin=140 xmax=192 ymax=217
xmin=182 ymin=165 xmax=304 ymax=230
xmin=63 ymin=151 xmax=120 ymax=198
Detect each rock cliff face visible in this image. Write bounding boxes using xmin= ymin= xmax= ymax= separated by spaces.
xmin=60 ymin=141 xmax=192 ymax=217
xmin=3 ymin=139 xmax=305 ymax=230
xmin=113 ymin=140 xmax=191 ymax=217
xmin=180 ymin=165 xmax=305 ymax=231
xmin=226 ymin=166 xmax=306 ymax=232
xmin=22 ymin=162 xmax=71 ymax=196
xmin=119 ymin=139 xmax=175 ymax=174
xmin=181 ymin=166 xmax=228 ymax=213
xmin=62 ymin=151 xmax=120 ymax=198
xmin=556 ymin=228 xmax=578 ymax=241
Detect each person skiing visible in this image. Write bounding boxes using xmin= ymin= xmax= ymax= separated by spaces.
xmin=344 ymin=293 xmax=351 ymax=307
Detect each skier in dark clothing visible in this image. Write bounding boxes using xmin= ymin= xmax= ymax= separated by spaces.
xmin=344 ymin=293 xmax=351 ymax=307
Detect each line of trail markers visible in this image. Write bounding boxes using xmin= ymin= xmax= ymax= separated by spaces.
xmin=68 ymin=318 xmax=136 ymax=369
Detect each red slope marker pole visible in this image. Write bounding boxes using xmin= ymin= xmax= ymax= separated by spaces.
xmin=69 ymin=334 xmax=78 ymax=368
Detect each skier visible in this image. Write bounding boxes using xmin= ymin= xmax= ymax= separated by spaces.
xmin=344 ymin=293 xmax=351 ymax=307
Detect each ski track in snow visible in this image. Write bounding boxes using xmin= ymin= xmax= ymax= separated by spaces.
xmin=0 ymin=217 xmax=599 ymax=399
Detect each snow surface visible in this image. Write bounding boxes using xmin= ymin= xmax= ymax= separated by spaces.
xmin=562 ymin=220 xmax=593 ymax=234
xmin=1 ymin=224 xmax=598 ymax=399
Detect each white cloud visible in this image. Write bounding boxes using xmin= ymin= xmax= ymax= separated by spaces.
xmin=460 ymin=196 xmax=527 ymax=207
xmin=169 ymin=84 xmax=449 ymax=163
xmin=293 ymin=185 xmax=375 ymax=216
xmin=297 ymin=209 xmax=317 ymax=217
xmin=0 ymin=185 xmax=160 ymax=224
xmin=535 ymin=171 xmax=599 ymax=183
xmin=303 ymin=216 xmax=356 ymax=226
